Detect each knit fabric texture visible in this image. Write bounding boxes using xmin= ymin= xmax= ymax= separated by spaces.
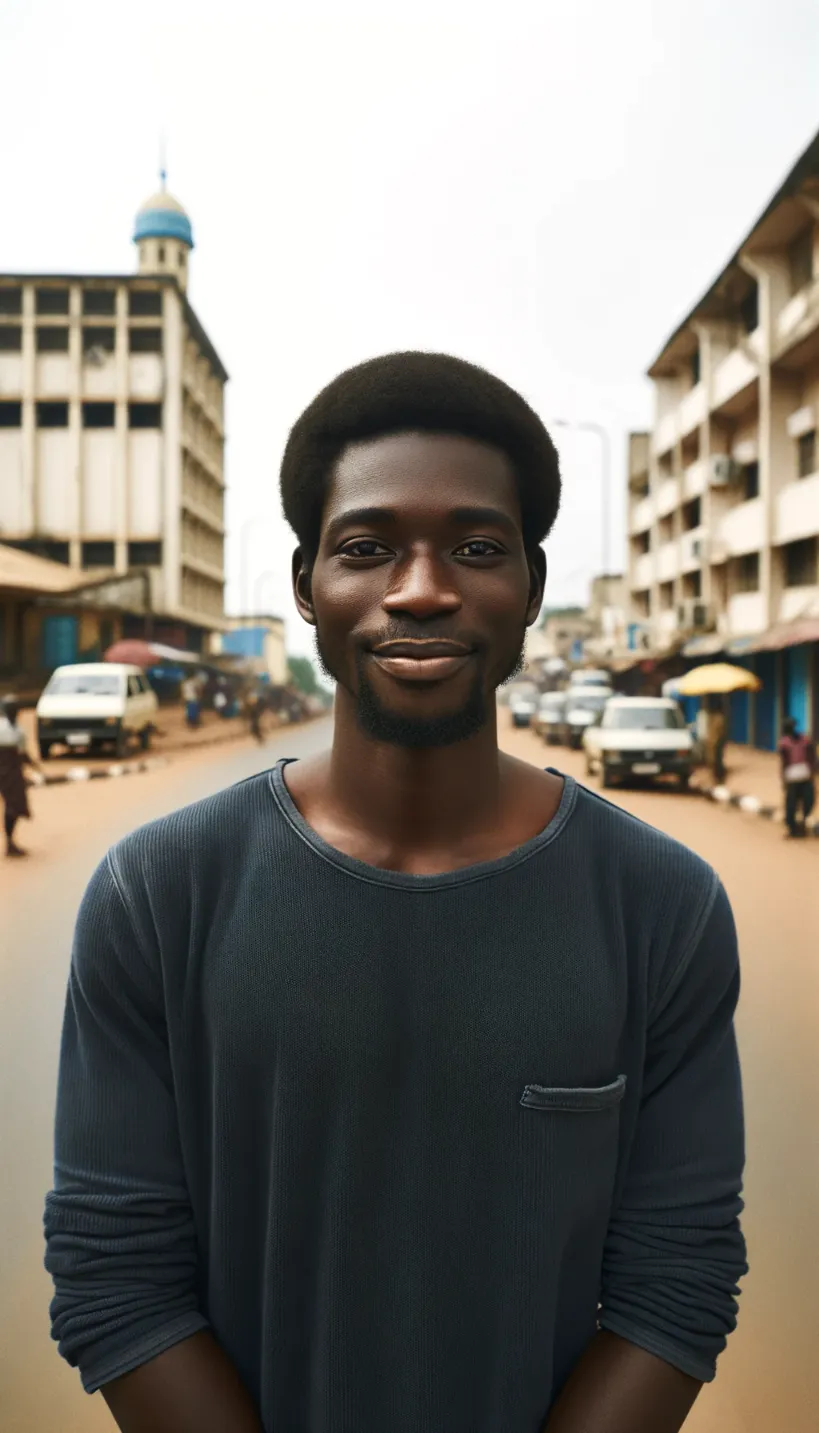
xmin=44 ymin=761 xmax=747 ymax=1431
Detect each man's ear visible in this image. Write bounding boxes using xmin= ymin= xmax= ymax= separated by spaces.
xmin=292 ymin=547 xmax=316 ymax=626
xmin=526 ymin=547 xmax=547 ymax=627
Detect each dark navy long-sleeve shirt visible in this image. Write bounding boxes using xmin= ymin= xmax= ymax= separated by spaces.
xmin=44 ymin=762 xmax=747 ymax=1431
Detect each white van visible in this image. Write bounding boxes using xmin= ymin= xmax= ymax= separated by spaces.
xmin=36 ymin=663 xmax=158 ymax=759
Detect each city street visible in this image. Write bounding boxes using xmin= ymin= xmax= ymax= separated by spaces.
xmin=1 ymin=714 xmax=817 ymax=1432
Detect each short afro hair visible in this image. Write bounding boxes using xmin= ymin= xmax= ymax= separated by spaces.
xmin=279 ymin=351 xmax=561 ymax=562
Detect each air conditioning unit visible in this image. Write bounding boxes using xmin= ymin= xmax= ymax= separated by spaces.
xmin=690 ymin=536 xmax=708 ymax=562
xmin=677 ymin=600 xmax=713 ymax=632
xmin=709 ymin=455 xmax=739 ymax=487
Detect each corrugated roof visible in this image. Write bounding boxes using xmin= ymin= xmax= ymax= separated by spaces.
xmin=0 ymin=544 xmax=83 ymax=594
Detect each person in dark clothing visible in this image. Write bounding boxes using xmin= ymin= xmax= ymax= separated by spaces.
xmin=45 ymin=352 xmax=746 ymax=1433
xmin=778 ymin=715 xmax=816 ymax=837
xmin=0 ymin=698 xmax=39 ymax=858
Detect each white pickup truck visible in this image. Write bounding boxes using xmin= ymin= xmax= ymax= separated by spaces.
xmin=583 ymin=696 xmax=694 ymax=790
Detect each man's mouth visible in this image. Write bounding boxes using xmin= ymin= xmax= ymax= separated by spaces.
xmin=369 ymin=640 xmax=474 ymax=683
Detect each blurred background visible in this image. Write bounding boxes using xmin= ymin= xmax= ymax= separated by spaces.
xmin=0 ymin=3 xmax=817 ymax=1431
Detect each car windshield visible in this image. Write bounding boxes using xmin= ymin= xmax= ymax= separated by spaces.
xmin=569 ymin=693 xmax=610 ymax=713
xmin=45 ymin=673 xmax=122 ymax=697
xmin=602 ymin=705 xmax=684 ymax=730
xmin=572 ymin=673 xmax=610 ymax=686
xmin=540 ymin=694 xmax=565 ymax=709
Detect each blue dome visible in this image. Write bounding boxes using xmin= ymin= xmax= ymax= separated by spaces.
xmin=133 ymin=190 xmax=194 ymax=249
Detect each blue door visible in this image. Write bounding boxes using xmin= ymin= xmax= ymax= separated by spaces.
xmin=754 ymin=652 xmax=777 ymax=750
xmin=42 ymin=615 xmax=78 ymax=671
xmin=783 ymin=646 xmax=810 ymax=733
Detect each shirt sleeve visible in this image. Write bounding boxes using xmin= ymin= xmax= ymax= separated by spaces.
xmin=43 ymin=854 xmax=209 ymax=1393
xmin=598 ymin=879 xmax=747 ymax=1383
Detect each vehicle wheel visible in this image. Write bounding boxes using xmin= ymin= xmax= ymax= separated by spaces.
xmin=601 ymin=764 xmax=614 ymax=790
xmin=140 ymin=726 xmax=152 ymax=752
xmin=39 ymin=741 xmax=51 ymax=760
xmin=678 ymin=771 xmax=690 ymax=791
xmin=114 ymin=726 xmax=129 ymax=759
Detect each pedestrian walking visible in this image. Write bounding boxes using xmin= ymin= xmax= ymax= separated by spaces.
xmin=45 ymin=352 xmax=747 ymax=1433
xmin=705 ymin=700 xmax=727 ymax=784
xmin=778 ymin=715 xmax=816 ymax=838
xmin=245 ymin=688 xmax=265 ymax=744
xmin=213 ymin=682 xmax=229 ymax=719
xmin=0 ymin=698 xmax=40 ymax=858
xmin=181 ymin=675 xmax=201 ymax=729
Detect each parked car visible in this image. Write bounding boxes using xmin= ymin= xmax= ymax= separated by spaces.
xmin=36 ymin=663 xmax=158 ymax=759
xmin=583 ymin=696 xmax=694 ymax=790
xmin=569 ymin=669 xmax=612 ymax=690
xmin=508 ymin=683 xmax=540 ymax=728
xmin=533 ymin=691 xmax=568 ymax=743
xmin=561 ymin=687 xmax=612 ymax=749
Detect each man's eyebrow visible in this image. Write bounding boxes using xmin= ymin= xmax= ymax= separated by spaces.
xmin=324 ymin=507 xmax=397 ymax=542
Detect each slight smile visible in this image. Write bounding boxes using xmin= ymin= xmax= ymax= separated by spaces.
xmin=370 ymin=640 xmax=474 ymax=683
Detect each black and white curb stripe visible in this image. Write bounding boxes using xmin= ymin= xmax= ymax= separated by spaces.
xmin=42 ymin=757 xmax=168 ymax=787
xmin=699 ymin=781 xmax=819 ymax=837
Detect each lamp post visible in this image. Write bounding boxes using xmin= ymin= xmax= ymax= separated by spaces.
xmin=238 ymin=516 xmax=277 ymax=616
xmin=550 ymin=419 xmax=612 ymax=581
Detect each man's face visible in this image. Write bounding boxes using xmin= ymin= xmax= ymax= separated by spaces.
xmin=297 ymin=431 xmax=544 ymax=748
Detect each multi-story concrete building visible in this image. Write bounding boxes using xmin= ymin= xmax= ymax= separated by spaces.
xmin=628 ymin=130 xmax=819 ymax=744
xmin=0 ymin=178 xmax=228 ymax=665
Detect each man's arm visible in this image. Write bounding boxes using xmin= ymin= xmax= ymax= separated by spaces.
xmin=101 ymin=1331 xmax=262 ymax=1433
xmin=544 ymin=878 xmax=746 ymax=1431
xmin=44 ymin=855 xmax=261 ymax=1429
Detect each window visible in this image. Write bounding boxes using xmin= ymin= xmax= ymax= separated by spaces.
xmin=735 ymin=552 xmax=760 ymax=592
xmin=0 ymin=401 xmax=22 ymax=427
xmin=128 ymin=290 xmax=162 ymax=317
xmin=659 ymin=581 xmax=674 ymax=610
xmin=82 ymin=326 xmax=116 ymax=354
xmin=0 ymin=287 xmax=22 ymax=315
xmin=690 ymin=347 xmax=701 ymax=386
xmin=0 ymin=325 xmax=22 ymax=351
xmin=82 ymin=402 xmax=116 ymax=428
xmin=635 ymin=530 xmax=651 ymax=555
xmin=128 ymin=540 xmax=162 ymax=566
xmin=128 ymin=402 xmax=162 ymax=428
xmin=36 ymin=401 xmax=69 ymax=428
xmin=129 ymin=327 xmax=163 ymax=353
xmin=7 ymin=537 xmax=70 ymax=564
xmin=35 ymin=287 xmax=70 ymax=315
xmin=798 ymin=429 xmax=816 ymax=479
xmin=784 ymin=537 xmax=817 ymax=588
xmin=81 ymin=540 xmax=115 ymax=568
xmin=157 ymin=245 xmax=166 ymax=263
xmin=602 ymin=704 xmax=684 ymax=731
xmin=82 ymin=289 xmax=116 ymax=316
xmin=36 ymin=326 xmax=69 ymax=352
xmin=683 ymin=569 xmax=702 ymax=599
xmin=788 ymin=227 xmax=814 ymax=295
xmin=178 ymin=251 xmax=185 ymax=269
xmin=683 ymin=497 xmax=701 ymax=531
xmin=739 ymin=285 xmax=759 ymax=333
xmin=743 ymin=462 xmax=760 ymax=500
xmin=45 ymin=671 xmax=121 ymax=696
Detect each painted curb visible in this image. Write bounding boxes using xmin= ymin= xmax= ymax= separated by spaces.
xmin=696 ymin=778 xmax=819 ymax=838
xmin=43 ymin=756 xmax=169 ymax=787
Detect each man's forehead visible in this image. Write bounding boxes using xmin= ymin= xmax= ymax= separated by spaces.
xmin=326 ymin=430 xmax=518 ymax=507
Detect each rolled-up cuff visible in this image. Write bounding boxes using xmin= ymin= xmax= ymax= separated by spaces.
xmin=80 ymin=1311 xmax=210 ymax=1394
xmin=598 ymin=1311 xmax=718 ymax=1383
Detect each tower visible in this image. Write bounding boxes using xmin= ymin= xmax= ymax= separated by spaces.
xmin=132 ymin=171 xmax=194 ymax=293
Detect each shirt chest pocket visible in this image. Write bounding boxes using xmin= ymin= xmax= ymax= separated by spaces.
xmin=520 ymin=1074 xmax=627 ymax=1113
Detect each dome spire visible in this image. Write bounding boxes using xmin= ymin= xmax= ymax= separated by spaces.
xmin=133 ymin=159 xmax=194 ymax=291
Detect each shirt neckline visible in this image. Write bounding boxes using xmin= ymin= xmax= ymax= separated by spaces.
xmin=267 ymin=758 xmax=579 ymax=891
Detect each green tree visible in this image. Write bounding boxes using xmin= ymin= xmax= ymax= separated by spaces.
xmin=287 ymin=655 xmax=321 ymax=697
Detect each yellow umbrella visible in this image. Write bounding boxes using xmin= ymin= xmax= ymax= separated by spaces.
xmin=675 ymin=663 xmax=761 ymax=696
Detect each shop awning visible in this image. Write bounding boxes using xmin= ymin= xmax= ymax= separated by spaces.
xmin=725 ymin=618 xmax=819 ymax=655
xmin=681 ymin=632 xmax=724 ymax=657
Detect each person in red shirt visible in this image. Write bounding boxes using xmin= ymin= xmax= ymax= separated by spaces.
xmin=778 ymin=716 xmax=816 ymax=838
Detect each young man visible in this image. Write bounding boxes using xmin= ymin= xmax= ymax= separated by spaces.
xmin=45 ymin=353 xmax=747 ymax=1433
xmin=778 ymin=715 xmax=816 ymax=838
xmin=0 ymin=698 xmax=39 ymax=857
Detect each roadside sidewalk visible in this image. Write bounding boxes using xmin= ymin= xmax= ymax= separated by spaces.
xmin=691 ymin=742 xmax=818 ymax=837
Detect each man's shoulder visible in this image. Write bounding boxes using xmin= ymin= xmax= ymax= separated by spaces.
xmin=567 ymin=776 xmax=718 ymax=907
xmin=108 ymin=767 xmax=282 ymax=896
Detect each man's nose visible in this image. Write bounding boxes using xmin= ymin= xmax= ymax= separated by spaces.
xmin=381 ymin=552 xmax=462 ymax=620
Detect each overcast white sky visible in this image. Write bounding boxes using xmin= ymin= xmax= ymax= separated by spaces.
xmin=3 ymin=0 xmax=819 ymax=656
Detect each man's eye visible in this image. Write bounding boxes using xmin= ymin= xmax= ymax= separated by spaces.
xmin=339 ymin=540 xmax=391 ymax=559
xmin=454 ymin=540 xmax=503 ymax=558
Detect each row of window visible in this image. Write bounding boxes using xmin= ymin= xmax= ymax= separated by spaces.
xmin=0 ymin=401 xmax=161 ymax=429
xmin=6 ymin=538 xmax=163 ymax=569
xmin=0 ymin=287 xmax=163 ymax=317
xmin=0 ymin=325 xmax=163 ymax=353
xmin=637 ymin=538 xmax=817 ymax=596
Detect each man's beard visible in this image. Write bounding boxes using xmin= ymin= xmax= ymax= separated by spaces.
xmin=315 ymin=631 xmax=526 ymax=750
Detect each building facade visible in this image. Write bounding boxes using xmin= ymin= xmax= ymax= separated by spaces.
xmin=219 ymin=615 xmax=288 ymax=686
xmin=628 ymin=131 xmax=819 ymax=744
xmin=0 ymin=180 xmax=228 ymax=663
